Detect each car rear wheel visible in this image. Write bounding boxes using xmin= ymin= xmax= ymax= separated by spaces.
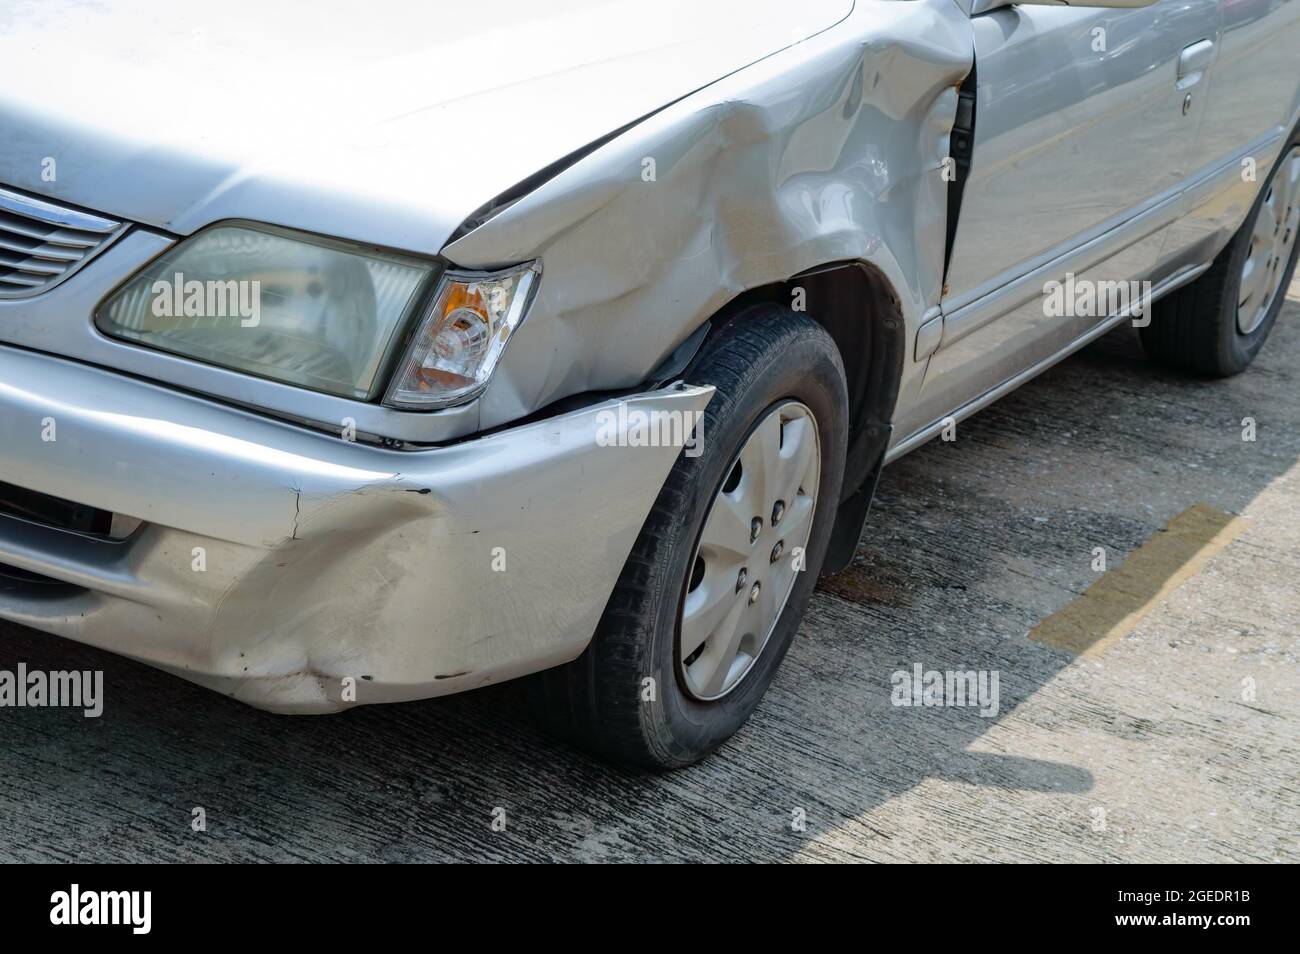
xmin=530 ymin=306 xmax=848 ymax=769
xmin=1140 ymin=137 xmax=1300 ymax=376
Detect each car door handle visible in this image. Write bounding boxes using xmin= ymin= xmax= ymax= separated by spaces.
xmin=1177 ymin=39 xmax=1215 ymax=89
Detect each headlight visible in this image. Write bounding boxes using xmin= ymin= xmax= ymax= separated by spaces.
xmin=96 ymin=223 xmax=434 ymax=401
xmin=384 ymin=263 xmax=539 ymax=409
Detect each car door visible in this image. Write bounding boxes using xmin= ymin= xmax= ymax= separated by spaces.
xmin=1195 ymin=0 xmax=1300 ymax=162
xmin=1162 ymin=0 xmax=1300 ymax=264
xmin=898 ymin=0 xmax=1222 ymax=439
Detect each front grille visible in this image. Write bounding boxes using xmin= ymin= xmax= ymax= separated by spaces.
xmin=0 ymin=562 xmax=80 ymax=594
xmin=0 ymin=480 xmax=114 ymax=537
xmin=0 ymin=185 xmax=125 ymax=299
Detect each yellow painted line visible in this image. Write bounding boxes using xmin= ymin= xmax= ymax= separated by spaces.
xmin=1029 ymin=504 xmax=1248 ymax=657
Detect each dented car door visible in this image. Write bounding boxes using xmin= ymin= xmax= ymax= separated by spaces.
xmin=910 ymin=0 xmax=1221 ymax=435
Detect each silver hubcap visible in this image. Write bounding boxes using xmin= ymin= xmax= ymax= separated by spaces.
xmin=1239 ymin=146 xmax=1300 ymax=336
xmin=677 ymin=401 xmax=820 ymax=701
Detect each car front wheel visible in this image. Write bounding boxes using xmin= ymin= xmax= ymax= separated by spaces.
xmin=531 ymin=305 xmax=849 ymax=769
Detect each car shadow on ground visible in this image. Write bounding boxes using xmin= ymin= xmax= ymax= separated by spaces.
xmin=1 ymin=295 xmax=1297 ymax=862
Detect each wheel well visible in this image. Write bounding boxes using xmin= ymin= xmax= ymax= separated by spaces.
xmin=701 ymin=261 xmax=906 ymax=504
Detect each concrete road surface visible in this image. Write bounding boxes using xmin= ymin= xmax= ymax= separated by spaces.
xmin=2 ymin=284 xmax=1297 ymax=863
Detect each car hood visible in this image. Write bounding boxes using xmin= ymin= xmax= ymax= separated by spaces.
xmin=0 ymin=0 xmax=853 ymax=256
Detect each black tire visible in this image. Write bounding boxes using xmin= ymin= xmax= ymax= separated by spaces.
xmin=1140 ymin=133 xmax=1300 ymax=376
xmin=530 ymin=306 xmax=848 ymax=770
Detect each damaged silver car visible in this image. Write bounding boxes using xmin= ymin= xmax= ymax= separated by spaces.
xmin=1 ymin=0 xmax=1297 ymax=767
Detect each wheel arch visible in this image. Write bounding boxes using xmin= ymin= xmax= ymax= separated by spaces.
xmin=686 ymin=260 xmax=906 ymax=571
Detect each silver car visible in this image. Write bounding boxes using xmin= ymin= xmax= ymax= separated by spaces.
xmin=1 ymin=0 xmax=1297 ymax=767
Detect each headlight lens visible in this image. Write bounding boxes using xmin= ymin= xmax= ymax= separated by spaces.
xmin=96 ymin=223 xmax=433 ymax=400
xmin=384 ymin=263 xmax=538 ymax=409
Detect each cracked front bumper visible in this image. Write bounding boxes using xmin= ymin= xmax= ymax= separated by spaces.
xmin=0 ymin=345 xmax=712 ymax=712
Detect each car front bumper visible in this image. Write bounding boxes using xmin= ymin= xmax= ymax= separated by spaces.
xmin=0 ymin=345 xmax=712 ymax=713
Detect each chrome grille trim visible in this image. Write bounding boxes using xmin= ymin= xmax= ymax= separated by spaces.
xmin=0 ymin=185 xmax=126 ymax=300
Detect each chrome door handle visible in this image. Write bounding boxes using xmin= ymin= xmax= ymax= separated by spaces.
xmin=1177 ymin=39 xmax=1215 ymax=89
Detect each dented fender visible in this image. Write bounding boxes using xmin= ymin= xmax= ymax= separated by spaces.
xmin=445 ymin=0 xmax=973 ymax=439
